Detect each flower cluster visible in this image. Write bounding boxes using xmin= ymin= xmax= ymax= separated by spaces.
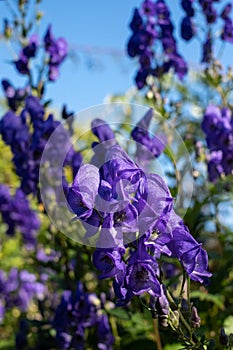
xmin=0 ymin=184 xmax=40 ymax=248
xmin=0 ymin=268 xmax=45 ymax=322
xmin=53 ymin=282 xmax=114 ymax=350
xmin=14 ymin=25 xmax=67 ymax=82
xmin=127 ymin=0 xmax=188 ymax=89
xmin=67 ymin=113 xmax=211 ymax=306
xmin=15 ymin=34 xmax=38 ymax=75
xmin=0 ymin=95 xmax=81 ymax=196
xmin=1 ymin=79 xmax=29 ymax=111
xmin=202 ymin=105 xmax=233 ymax=182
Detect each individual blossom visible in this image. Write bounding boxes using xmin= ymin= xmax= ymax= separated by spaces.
xmin=91 ymin=119 xmax=116 ymax=167
xmin=220 ymin=3 xmax=232 ymax=20
xmin=131 ymin=108 xmax=167 ymax=163
xmin=207 ymin=151 xmax=224 ymax=182
xmin=202 ymin=34 xmax=212 ymax=63
xmin=221 ymin=17 xmax=233 ymax=43
xmin=14 ymin=34 xmax=39 ymax=75
xmin=44 ymin=25 xmax=68 ymax=81
xmin=181 ymin=0 xmax=195 ymax=17
xmin=190 ymin=306 xmax=201 ymax=328
xmin=181 ymin=16 xmax=196 ymax=41
xmin=166 ymin=213 xmax=212 ymax=283
xmin=199 ymin=0 xmax=217 ymax=24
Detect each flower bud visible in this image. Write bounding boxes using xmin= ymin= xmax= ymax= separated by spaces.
xmin=170 ymin=310 xmax=179 ymax=328
xmin=190 ymin=306 xmax=201 ymax=328
xmin=3 ymin=19 xmax=12 ymax=40
xmin=219 ymin=327 xmax=229 ymax=346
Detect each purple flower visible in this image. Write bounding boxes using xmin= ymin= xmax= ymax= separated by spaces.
xmin=135 ymin=68 xmax=150 ymax=89
xmin=202 ymin=34 xmax=212 ymax=63
xmin=68 ymin=164 xmax=99 ymax=219
xmin=0 ymin=268 xmax=45 ymax=317
xmin=220 ymin=3 xmax=232 ymax=20
xmin=53 ymin=283 xmax=114 ymax=350
xmin=199 ymin=0 xmax=217 ymax=23
xmin=44 ymin=25 xmax=68 ymax=81
xmin=14 ymin=54 xmax=29 ymax=75
xmin=181 ymin=0 xmax=195 ymax=17
xmin=167 ymin=216 xmax=212 ymax=283
xmin=221 ymin=18 xmax=233 ymax=43
xmin=129 ymin=8 xmax=143 ymax=31
xmin=22 ymin=34 xmax=38 ymax=59
xmin=0 ymin=185 xmax=40 ymax=247
xmin=93 ymin=248 xmax=125 ymax=281
xmin=131 ymin=108 xmax=167 ymax=162
xmin=91 ymin=119 xmax=116 ymax=166
xmin=125 ymin=241 xmax=161 ymax=296
xmin=181 ymin=16 xmax=196 ymax=41
xmin=91 ymin=119 xmax=116 ymax=143
xmin=207 ymin=151 xmax=224 ymax=182
xmin=1 ymin=79 xmax=28 ymax=111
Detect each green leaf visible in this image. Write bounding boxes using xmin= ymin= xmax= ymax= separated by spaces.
xmin=223 ymin=316 xmax=233 ymax=334
xmin=190 ymin=291 xmax=225 ymax=309
xmin=107 ymin=308 xmax=131 ymax=320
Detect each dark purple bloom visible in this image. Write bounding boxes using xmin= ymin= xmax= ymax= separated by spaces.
xmin=207 ymin=151 xmax=224 ymax=182
xmin=91 ymin=119 xmax=115 ymax=143
xmin=44 ymin=25 xmax=68 ymax=64
xmin=127 ymin=30 xmax=154 ymax=58
xmin=53 ymin=283 xmax=114 ymax=350
xmin=125 ymin=241 xmax=161 ymax=296
xmin=199 ymin=0 xmax=217 ymax=23
xmin=62 ymin=104 xmax=74 ymax=120
xmin=68 ymin=164 xmax=99 ymax=219
xmin=97 ymin=314 xmax=115 ymax=350
xmin=22 ymin=34 xmax=38 ymax=58
xmin=0 ymin=110 xmax=24 ymax=145
xmin=25 ymin=95 xmax=45 ymax=126
xmin=1 ymin=79 xmax=28 ymax=111
xmin=221 ymin=18 xmax=233 ymax=43
xmin=181 ymin=16 xmax=196 ymax=41
xmin=129 ymin=8 xmax=143 ymax=31
xmin=93 ymin=248 xmax=125 ymax=281
xmin=219 ymin=327 xmax=229 ymax=346
xmin=135 ymin=68 xmax=150 ymax=89
xmin=142 ymin=0 xmax=157 ymax=16
xmin=172 ymin=54 xmax=188 ymax=79
xmin=202 ymin=34 xmax=212 ymax=63
xmin=220 ymin=3 xmax=232 ymax=20
xmin=181 ymin=0 xmax=195 ymax=17
xmin=131 ymin=108 xmax=167 ymax=162
xmin=167 ymin=216 xmax=212 ymax=283
xmin=14 ymin=54 xmax=29 ymax=75
xmin=190 ymin=306 xmax=201 ymax=328
xmin=0 ymin=185 xmax=40 ymax=247
xmin=91 ymin=119 xmax=116 ymax=166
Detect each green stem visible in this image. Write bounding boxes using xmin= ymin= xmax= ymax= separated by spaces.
xmin=153 ymin=318 xmax=163 ymax=350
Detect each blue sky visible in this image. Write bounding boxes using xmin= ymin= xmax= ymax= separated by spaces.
xmin=1 ymin=1 xmax=233 ymax=113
